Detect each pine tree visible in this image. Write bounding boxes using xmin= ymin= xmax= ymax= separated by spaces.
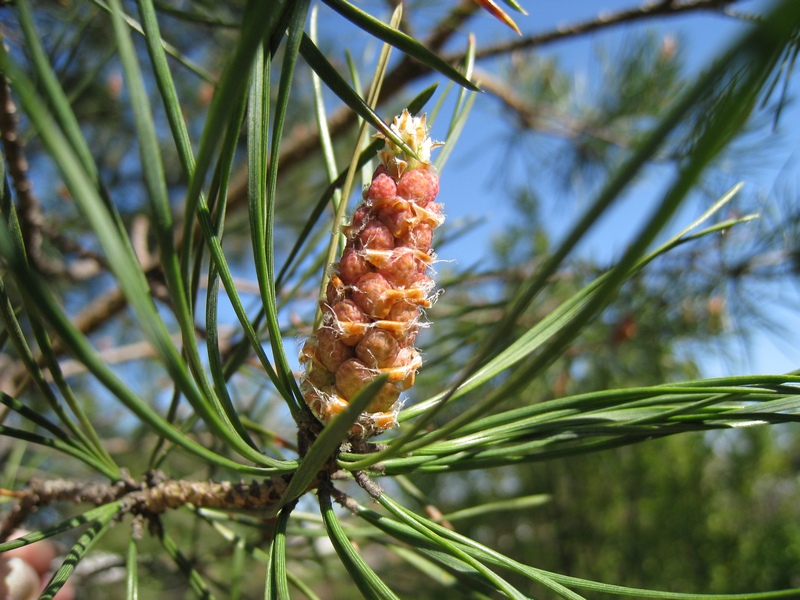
xmin=1 ymin=1 xmax=800 ymax=597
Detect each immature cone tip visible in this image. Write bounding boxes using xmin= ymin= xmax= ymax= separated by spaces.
xmin=301 ymin=110 xmax=444 ymax=438
xmin=376 ymin=109 xmax=442 ymax=179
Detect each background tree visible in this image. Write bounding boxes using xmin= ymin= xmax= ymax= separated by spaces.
xmin=1 ymin=0 xmax=799 ymax=598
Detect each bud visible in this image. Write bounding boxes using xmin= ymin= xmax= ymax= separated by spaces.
xmin=301 ymin=110 xmax=443 ymax=437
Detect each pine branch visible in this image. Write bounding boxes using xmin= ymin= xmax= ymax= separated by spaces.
xmin=0 ymin=71 xmax=45 ymax=270
xmin=0 ymin=471 xmax=296 ymax=540
xmin=0 ymin=71 xmax=101 ymax=279
xmin=470 ymin=0 xmax=745 ymax=61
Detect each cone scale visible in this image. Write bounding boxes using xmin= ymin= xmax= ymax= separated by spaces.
xmin=300 ymin=111 xmax=443 ymax=438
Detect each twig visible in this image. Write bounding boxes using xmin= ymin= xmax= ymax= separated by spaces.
xmin=326 ymin=482 xmax=361 ymax=515
xmin=353 ymin=470 xmax=383 ymax=500
xmin=468 ymin=0 xmax=744 ymax=61
xmin=0 ymin=70 xmax=102 ymax=278
xmin=0 ymin=68 xmax=44 ymax=268
xmin=0 ymin=471 xmax=295 ymax=541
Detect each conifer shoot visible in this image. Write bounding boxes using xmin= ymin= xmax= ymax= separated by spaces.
xmin=300 ymin=110 xmax=444 ymax=438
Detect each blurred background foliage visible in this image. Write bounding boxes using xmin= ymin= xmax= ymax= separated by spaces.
xmin=1 ymin=0 xmax=800 ymax=597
